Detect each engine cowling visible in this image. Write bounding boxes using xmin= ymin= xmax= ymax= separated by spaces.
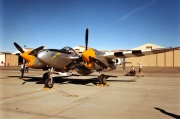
xmin=27 ymin=57 xmax=47 ymax=69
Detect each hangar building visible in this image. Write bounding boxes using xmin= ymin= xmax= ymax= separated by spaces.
xmin=124 ymin=43 xmax=180 ymax=67
xmin=0 ymin=52 xmax=18 ymax=66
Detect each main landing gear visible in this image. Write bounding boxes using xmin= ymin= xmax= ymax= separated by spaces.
xmin=97 ymin=74 xmax=108 ymax=86
xmin=43 ymin=68 xmax=54 ymax=88
xmin=42 ymin=68 xmax=108 ymax=88
xmin=44 ymin=77 xmax=54 ymax=88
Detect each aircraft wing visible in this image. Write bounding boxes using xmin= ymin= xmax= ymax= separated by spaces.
xmin=104 ymin=47 xmax=180 ymax=59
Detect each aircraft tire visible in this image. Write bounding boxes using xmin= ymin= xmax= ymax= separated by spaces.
xmin=44 ymin=78 xmax=54 ymax=88
xmin=98 ymin=74 xmax=106 ymax=85
xmin=43 ymin=72 xmax=50 ymax=82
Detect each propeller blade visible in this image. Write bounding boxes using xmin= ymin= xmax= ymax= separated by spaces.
xmin=28 ymin=46 xmax=44 ymax=56
xmin=20 ymin=60 xmax=26 ymax=79
xmin=89 ymin=56 xmax=108 ymax=69
xmin=65 ymin=61 xmax=76 ymax=70
xmin=14 ymin=42 xmax=24 ymax=53
xmin=85 ymin=28 xmax=88 ymax=50
xmin=66 ymin=57 xmax=82 ymax=70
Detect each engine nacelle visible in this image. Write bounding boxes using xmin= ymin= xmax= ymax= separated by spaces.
xmin=27 ymin=57 xmax=47 ymax=69
xmin=75 ymin=66 xmax=93 ymax=76
xmin=112 ymin=58 xmax=122 ymax=65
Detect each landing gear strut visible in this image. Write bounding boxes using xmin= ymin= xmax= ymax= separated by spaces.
xmin=98 ymin=74 xmax=107 ymax=85
xmin=42 ymin=72 xmax=50 ymax=82
xmin=43 ymin=68 xmax=54 ymax=88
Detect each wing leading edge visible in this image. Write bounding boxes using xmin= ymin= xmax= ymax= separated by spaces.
xmin=105 ymin=47 xmax=180 ymax=59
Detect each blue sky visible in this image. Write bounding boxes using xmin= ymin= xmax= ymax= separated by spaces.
xmin=0 ymin=0 xmax=180 ymax=52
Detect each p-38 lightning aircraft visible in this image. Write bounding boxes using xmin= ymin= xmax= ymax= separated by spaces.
xmin=14 ymin=28 xmax=179 ymax=88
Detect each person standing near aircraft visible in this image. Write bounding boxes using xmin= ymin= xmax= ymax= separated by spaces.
xmin=20 ymin=64 xmax=24 ymax=72
xmin=137 ymin=63 xmax=144 ymax=77
xmin=25 ymin=65 xmax=29 ymax=73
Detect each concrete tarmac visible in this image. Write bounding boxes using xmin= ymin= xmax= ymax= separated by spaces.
xmin=0 ymin=66 xmax=179 ymax=119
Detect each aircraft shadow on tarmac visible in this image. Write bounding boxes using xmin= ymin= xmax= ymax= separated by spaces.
xmin=8 ymin=75 xmax=136 ymax=86
xmin=154 ymin=107 xmax=180 ymax=119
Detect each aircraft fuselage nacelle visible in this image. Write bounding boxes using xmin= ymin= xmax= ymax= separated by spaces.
xmin=37 ymin=47 xmax=79 ymax=70
xmin=28 ymin=57 xmax=48 ymax=69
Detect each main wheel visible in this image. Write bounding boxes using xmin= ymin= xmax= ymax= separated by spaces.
xmin=98 ymin=74 xmax=106 ymax=85
xmin=43 ymin=72 xmax=50 ymax=82
xmin=44 ymin=78 xmax=54 ymax=88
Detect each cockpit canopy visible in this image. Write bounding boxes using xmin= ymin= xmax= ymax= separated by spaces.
xmin=60 ymin=46 xmax=77 ymax=55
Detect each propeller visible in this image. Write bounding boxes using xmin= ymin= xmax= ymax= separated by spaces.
xmin=85 ymin=28 xmax=88 ymax=50
xmin=66 ymin=28 xmax=108 ymax=71
xmin=28 ymin=46 xmax=44 ymax=56
xmin=20 ymin=60 xmax=26 ymax=79
xmin=65 ymin=57 xmax=83 ymax=70
xmin=13 ymin=42 xmax=26 ymax=79
xmin=13 ymin=42 xmax=44 ymax=79
xmin=65 ymin=61 xmax=77 ymax=70
xmin=14 ymin=42 xmax=24 ymax=53
xmin=82 ymin=28 xmax=108 ymax=69
xmin=89 ymin=56 xmax=108 ymax=69
xmin=14 ymin=42 xmax=44 ymax=56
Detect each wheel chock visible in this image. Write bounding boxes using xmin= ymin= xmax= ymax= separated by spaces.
xmin=44 ymin=87 xmax=50 ymax=90
xmin=44 ymin=86 xmax=54 ymax=90
xmin=96 ymin=82 xmax=109 ymax=86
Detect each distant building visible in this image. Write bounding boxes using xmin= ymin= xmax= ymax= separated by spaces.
xmin=132 ymin=43 xmax=164 ymax=50
xmin=125 ymin=43 xmax=180 ymax=67
xmin=0 ymin=52 xmax=18 ymax=66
